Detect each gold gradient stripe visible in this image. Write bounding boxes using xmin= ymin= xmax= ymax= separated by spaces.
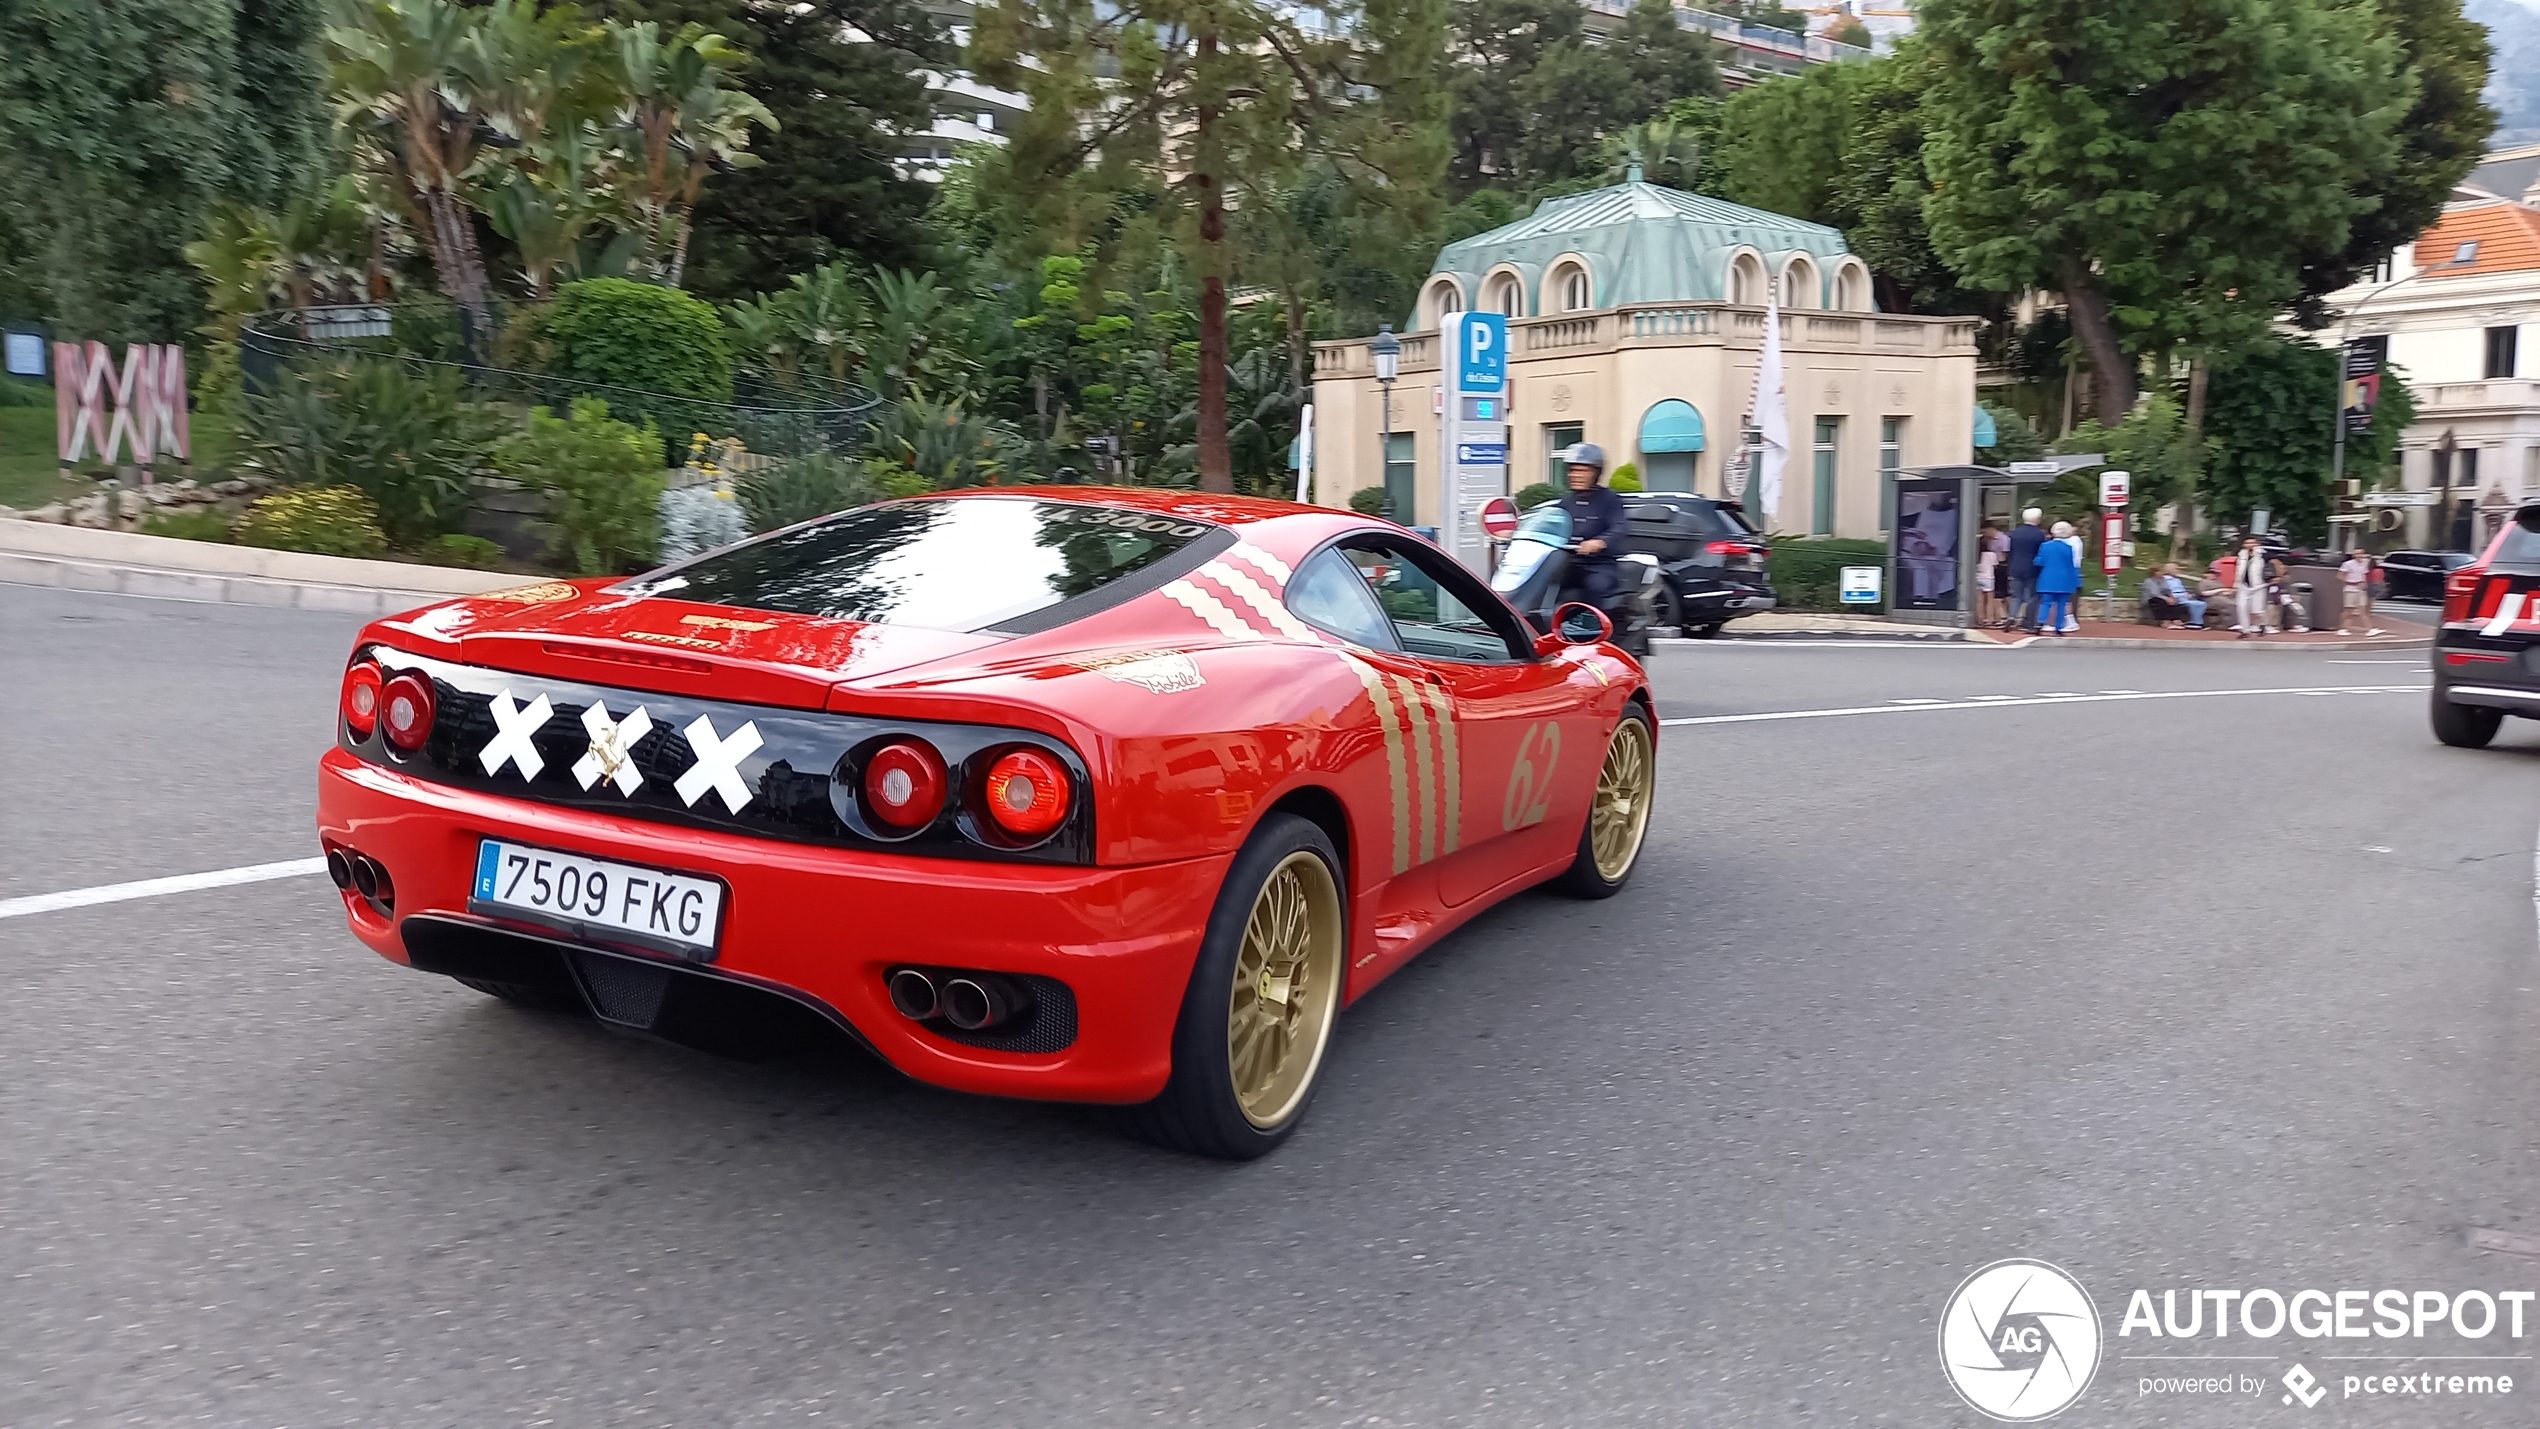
xmin=1389 ymin=673 xmax=1439 ymax=867
xmin=1200 ymin=562 xmax=1321 ymax=643
xmin=1420 ymin=681 xmax=1461 ymax=854
xmin=1224 ymin=541 xmax=1295 ymax=589
xmin=1339 ymin=653 xmax=1413 ymax=874
xmin=1162 ymin=580 xmax=1264 ymax=642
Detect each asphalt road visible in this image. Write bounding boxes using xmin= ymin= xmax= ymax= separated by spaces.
xmin=5 ymin=582 xmax=2536 ymax=1428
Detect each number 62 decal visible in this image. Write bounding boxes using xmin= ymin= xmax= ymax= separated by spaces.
xmin=1501 ymin=721 xmax=1562 ymax=831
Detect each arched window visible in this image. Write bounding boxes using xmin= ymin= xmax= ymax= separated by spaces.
xmin=1423 ymin=278 xmax=1464 ymax=330
xmin=1566 ymin=268 xmax=1590 ymax=311
xmin=1782 ymin=257 xmax=1820 ymax=310
xmin=1486 ymin=274 xmax=1524 ymax=318
xmin=1833 ymin=262 xmax=1870 ymax=312
xmin=1728 ymin=253 xmax=1768 ymax=307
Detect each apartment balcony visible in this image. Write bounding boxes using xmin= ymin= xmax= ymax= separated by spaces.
xmin=1577 ymin=0 xmax=1872 ymax=64
xmin=2418 ymin=378 xmax=2540 ymax=416
xmin=1312 ymin=302 xmax=1976 ymax=376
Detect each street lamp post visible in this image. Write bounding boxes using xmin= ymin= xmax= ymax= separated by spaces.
xmin=1372 ymin=325 xmax=1401 ymax=521
xmin=2328 ymin=265 xmax=2429 ymax=551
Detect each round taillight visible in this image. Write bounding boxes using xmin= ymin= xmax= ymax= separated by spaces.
xmin=380 ymin=672 xmax=436 ymax=752
xmin=863 ymin=739 xmax=947 ymax=830
xmin=342 ymin=661 xmax=383 ymax=738
xmin=982 ymin=748 xmax=1070 ymax=839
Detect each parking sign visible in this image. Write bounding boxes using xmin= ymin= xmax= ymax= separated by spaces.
xmin=1452 ymin=312 xmax=1507 ymax=394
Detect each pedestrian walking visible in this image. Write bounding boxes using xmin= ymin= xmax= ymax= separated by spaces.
xmin=2339 ymin=548 xmax=2373 ymax=634
xmin=2007 ymin=508 xmax=2048 ymax=631
xmin=2058 ymin=520 xmax=2086 ymax=632
xmin=1976 ymin=521 xmax=2004 ymax=627
xmin=2034 ymin=520 xmax=2082 ymax=637
xmin=2233 ymin=535 xmax=2283 ymax=638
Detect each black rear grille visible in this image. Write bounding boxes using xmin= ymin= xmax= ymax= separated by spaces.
xmin=575 ymin=953 xmax=671 ymax=1027
xmin=343 ymin=648 xmax=1092 ymax=864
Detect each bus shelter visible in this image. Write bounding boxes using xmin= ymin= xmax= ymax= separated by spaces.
xmin=1881 ymin=459 xmax=2103 ymax=628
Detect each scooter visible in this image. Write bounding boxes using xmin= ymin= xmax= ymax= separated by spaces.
xmin=1489 ymin=504 xmax=1660 ymax=658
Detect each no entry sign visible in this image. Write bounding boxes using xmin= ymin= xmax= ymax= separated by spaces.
xmin=1479 ymin=496 xmax=1519 ymax=541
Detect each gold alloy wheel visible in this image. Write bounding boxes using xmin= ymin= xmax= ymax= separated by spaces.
xmin=1226 ymin=850 xmax=1344 ymax=1128
xmin=1590 ymin=717 xmax=1654 ymax=882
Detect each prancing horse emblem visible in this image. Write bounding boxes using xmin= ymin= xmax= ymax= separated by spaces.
xmin=573 ymin=701 xmax=653 ymax=795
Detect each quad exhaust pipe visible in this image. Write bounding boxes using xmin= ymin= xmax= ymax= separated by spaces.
xmin=326 ymin=845 xmax=394 ymax=914
xmin=887 ymin=966 xmax=1029 ymax=1032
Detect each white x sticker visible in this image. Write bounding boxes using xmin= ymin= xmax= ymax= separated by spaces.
xmin=478 ymin=690 xmax=552 ymax=781
xmin=673 ymin=714 xmax=761 ymax=814
xmin=573 ymin=701 xmax=653 ymax=796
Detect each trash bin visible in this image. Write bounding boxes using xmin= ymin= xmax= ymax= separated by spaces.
xmin=2290 ymin=581 xmax=2316 ymax=633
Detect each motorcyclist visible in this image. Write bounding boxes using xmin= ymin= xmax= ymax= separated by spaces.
xmin=1555 ymin=442 xmax=1627 ymax=612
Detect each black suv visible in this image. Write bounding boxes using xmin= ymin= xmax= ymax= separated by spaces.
xmin=2430 ymin=505 xmax=2540 ymax=748
xmin=2379 ymin=548 xmax=2476 ymax=602
xmin=1614 ymin=492 xmax=1777 ymax=638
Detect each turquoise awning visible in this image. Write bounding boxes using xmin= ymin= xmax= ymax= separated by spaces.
xmin=1972 ymin=405 xmax=1998 ymax=448
xmin=1639 ymin=399 xmax=1705 ymax=453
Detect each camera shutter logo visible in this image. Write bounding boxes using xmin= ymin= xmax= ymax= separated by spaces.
xmin=1938 ymin=1259 xmax=2102 ymax=1421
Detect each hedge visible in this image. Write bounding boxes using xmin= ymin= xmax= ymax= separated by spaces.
xmin=1768 ymin=537 xmax=1888 ymax=612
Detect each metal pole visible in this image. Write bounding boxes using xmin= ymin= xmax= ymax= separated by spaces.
xmin=2328 ymin=266 xmax=2427 ymax=550
xmin=1379 ymin=382 xmax=1395 ymax=521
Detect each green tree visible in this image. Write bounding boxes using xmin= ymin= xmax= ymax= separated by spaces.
xmin=2198 ymin=335 xmax=2414 ymax=540
xmin=1920 ymin=0 xmax=2408 ymax=422
xmin=2288 ymin=0 xmax=2494 ymax=322
xmin=1449 ymin=0 xmax=1715 ymax=196
xmin=0 ymin=0 xmax=330 ymax=341
xmin=974 ymin=0 xmax=1448 ymax=490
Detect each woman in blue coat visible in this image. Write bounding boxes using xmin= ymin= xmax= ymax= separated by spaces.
xmin=2033 ymin=520 xmax=2082 ymax=636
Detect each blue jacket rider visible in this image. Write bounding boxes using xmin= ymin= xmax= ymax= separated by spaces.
xmin=1555 ymin=442 xmax=1625 ymax=603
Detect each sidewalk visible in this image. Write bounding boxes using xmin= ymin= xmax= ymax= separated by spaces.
xmin=1968 ymin=618 xmax=2428 ymax=650
xmin=0 ymin=518 xmax=520 ymax=615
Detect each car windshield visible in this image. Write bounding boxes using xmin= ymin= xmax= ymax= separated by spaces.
xmin=620 ymin=497 xmax=1217 ymax=632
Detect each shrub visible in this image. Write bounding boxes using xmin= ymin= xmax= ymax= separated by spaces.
xmin=496 ymin=398 xmax=666 ymax=575
xmin=738 ymin=450 xmax=883 ymax=533
xmin=1608 ymin=462 xmax=1643 ymax=492
xmin=1515 ymin=481 xmax=1559 ymax=510
xmin=237 ymin=356 xmax=494 ymax=548
xmin=419 ymin=533 xmax=506 ymax=568
xmin=0 ymin=374 xmax=46 ymax=407
xmin=236 ymin=487 xmax=389 ymax=558
xmin=862 ymin=394 xmax=1014 ymax=488
xmin=1766 ymin=536 xmax=1888 ymax=612
xmin=141 ymin=508 xmax=234 ymax=543
xmin=541 ymin=278 xmax=733 ymax=440
xmin=1347 ymin=486 xmax=1389 ymax=516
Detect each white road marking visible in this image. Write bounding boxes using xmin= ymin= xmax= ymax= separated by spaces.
xmin=0 ymin=858 xmax=330 ymax=921
xmin=1888 ymin=697 xmax=1945 ymax=704
xmin=1660 ymin=684 xmax=2424 ymax=728
xmin=2328 ymin=659 xmax=2419 ymax=665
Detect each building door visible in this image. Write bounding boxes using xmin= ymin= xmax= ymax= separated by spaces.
xmin=1812 ymin=417 xmax=1840 ymax=535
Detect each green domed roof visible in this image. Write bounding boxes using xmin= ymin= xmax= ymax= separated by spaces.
xmin=1423 ymin=178 xmax=1854 ymax=318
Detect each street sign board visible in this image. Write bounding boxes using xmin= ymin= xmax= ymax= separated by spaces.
xmin=1839 ymin=566 xmax=1882 ymax=604
xmin=2101 ymin=513 xmax=2125 ymax=574
xmin=2098 ymin=469 xmax=2130 ymax=508
xmin=2006 ymin=460 xmax=2063 ymax=475
xmin=1450 ymin=312 xmax=1508 ymax=394
xmin=1455 ymin=442 xmax=1508 ymax=465
xmin=1479 ymin=496 xmax=1518 ymax=541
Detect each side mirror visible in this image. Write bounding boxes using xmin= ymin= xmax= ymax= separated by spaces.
xmin=1552 ymin=601 xmax=1612 ymax=646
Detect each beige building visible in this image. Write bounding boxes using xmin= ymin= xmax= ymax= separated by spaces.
xmin=1310 ymin=176 xmax=1977 ymax=540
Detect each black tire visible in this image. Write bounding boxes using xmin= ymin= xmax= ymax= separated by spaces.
xmin=1688 ymin=621 xmax=1724 ymax=640
xmin=1653 ymin=582 xmax=1683 ymax=636
xmin=2431 ymin=691 xmax=2504 ymax=749
xmin=1554 ymin=708 xmax=1656 ymax=899
xmin=455 ymin=976 xmax=587 ymax=1013
xmin=1127 ymin=813 xmax=1346 ymax=1160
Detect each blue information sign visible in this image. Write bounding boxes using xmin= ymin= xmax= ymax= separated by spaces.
xmin=1455 ymin=442 xmax=1508 ymax=465
xmin=1451 ymin=312 xmax=1507 ymax=394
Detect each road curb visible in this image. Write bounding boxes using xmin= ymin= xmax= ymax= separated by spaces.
xmin=1970 ymin=632 xmax=2432 ymax=652
xmin=0 ymin=551 xmax=455 ymax=616
xmin=0 ymin=519 xmax=522 ymax=596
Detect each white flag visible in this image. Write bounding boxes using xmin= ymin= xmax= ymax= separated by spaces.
xmin=1751 ymin=279 xmax=1790 ymax=531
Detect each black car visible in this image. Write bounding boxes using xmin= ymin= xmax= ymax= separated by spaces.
xmin=2378 ymin=548 xmax=2477 ymax=602
xmin=1613 ymin=492 xmax=1777 ymax=637
xmin=2429 ymin=506 xmax=2540 ymax=748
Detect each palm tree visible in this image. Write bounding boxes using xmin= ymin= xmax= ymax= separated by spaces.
xmin=783 ymin=262 xmax=867 ymax=386
xmin=185 ymin=178 xmax=370 ymax=331
xmin=325 ymin=0 xmax=498 ymax=331
xmin=608 ymin=21 xmax=775 ymax=288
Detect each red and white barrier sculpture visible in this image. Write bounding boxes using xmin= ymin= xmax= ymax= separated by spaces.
xmin=54 ymin=341 xmax=190 ymax=480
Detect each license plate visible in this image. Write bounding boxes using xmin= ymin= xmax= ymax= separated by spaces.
xmin=470 ymin=839 xmax=725 ymax=958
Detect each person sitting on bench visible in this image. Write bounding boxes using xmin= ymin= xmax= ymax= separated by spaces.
xmin=2142 ymin=563 xmax=2205 ymax=629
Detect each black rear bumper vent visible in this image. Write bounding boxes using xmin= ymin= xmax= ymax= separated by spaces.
xmin=576 ymin=953 xmax=671 ymax=1029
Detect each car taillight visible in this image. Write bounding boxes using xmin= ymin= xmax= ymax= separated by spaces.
xmin=982 ymin=748 xmax=1070 ymax=839
xmin=341 ymin=661 xmax=383 ymax=738
xmin=2443 ymin=567 xmax=2486 ymax=624
xmin=380 ymin=672 xmax=435 ymax=751
xmin=863 ymin=739 xmax=948 ymax=829
xmin=2446 ymin=651 xmax=2510 ymax=665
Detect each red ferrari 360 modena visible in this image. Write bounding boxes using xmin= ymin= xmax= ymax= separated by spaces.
xmin=317 ymin=488 xmax=1655 ymax=1157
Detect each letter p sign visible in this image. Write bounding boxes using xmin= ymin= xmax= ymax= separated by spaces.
xmin=1455 ymin=312 xmax=1507 ymax=394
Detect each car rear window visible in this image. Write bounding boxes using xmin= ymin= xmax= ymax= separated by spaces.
xmin=622 ymin=497 xmax=1222 ymax=632
xmin=2491 ymin=527 xmax=2540 ymax=567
